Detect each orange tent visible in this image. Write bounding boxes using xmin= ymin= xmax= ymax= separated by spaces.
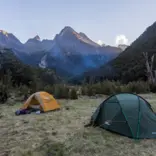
xmin=21 ymin=91 xmax=60 ymax=112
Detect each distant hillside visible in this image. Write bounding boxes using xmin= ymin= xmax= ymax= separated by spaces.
xmin=0 ymin=48 xmax=61 ymax=88
xmin=78 ymin=21 xmax=156 ymax=84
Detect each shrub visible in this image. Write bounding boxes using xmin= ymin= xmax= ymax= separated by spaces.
xmin=44 ymin=85 xmax=54 ymax=94
xmin=61 ymin=87 xmax=70 ymax=99
xmin=81 ymin=86 xmax=88 ymax=95
xmin=69 ymin=88 xmax=78 ymax=99
xmin=28 ymin=81 xmax=37 ymax=94
xmin=18 ymin=85 xmax=30 ymax=100
xmin=125 ymin=81 xmax=150 ymax=93
xmin=149 ymin=83 xmax=156 ymax=93
xmin=53 ymin=84 xmax=70 ymax=99
xmin=81 ymin=81 xmax=116 ymax=96
xmin=87 ymin=86 xmax=96 ymax=96
xmin=81 ymin=80 xmax=151 ymax=96
xmin=96 ymin=80 xmax=116 ymax=95
xmin=91 ymin=83 xmax=102 ymax=94
xmin=0 ymin=83 xmax=9 ymax=103
xmin=114 ymin=85 xmax=122 ymax=93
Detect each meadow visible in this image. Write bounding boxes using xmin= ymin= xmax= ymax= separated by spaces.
xmin=0 ymin=94 xmax=156 ymax=156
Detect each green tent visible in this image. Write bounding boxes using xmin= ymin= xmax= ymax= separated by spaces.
xmin=91 ymin=93 xmax=156 ymax=139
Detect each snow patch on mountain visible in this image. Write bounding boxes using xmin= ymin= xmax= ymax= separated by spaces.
xmin=39 ymin=54 xmax=47 ymax=68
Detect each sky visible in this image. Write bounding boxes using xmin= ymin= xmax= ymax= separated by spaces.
xmin=0 ymin=0 xmax=156 ymax=46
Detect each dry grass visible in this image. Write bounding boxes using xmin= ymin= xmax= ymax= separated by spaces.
xmin=0 ymin=94 xmax=156 ymax=156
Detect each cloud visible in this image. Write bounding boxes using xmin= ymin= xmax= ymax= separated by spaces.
xmin=115 ymin=35 xmax=128 ymax=46
xmin=97 ymin=40 xmax=104 ymax=46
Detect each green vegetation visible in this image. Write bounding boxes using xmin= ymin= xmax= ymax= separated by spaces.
xmin=0 ymin=49 xmax=63 ymax=102
xmin=0 ymin=49 xmax=61 ymax=86
xmin=81 ymin=80 xmax=151 ymax=96
xmin=1 ymin=36 xmax=156 ymax=103
xmin=69 ymin=88 xmax=78 ymax=99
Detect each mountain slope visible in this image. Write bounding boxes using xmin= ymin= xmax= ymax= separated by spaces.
xmin=38 ymin=26 xmax=122 ymax=77
xmin=0 ymin=48 xmax=61 ymax=87
xmin=82 ymin=21 xmax=156 ymax=83
xmin=0 ymin=27 xmax=122 ymax=78
xmin=0 ymin=30 xmax=23 ymax=50
xmin=24 ymin=35 xmax=53 ymax=52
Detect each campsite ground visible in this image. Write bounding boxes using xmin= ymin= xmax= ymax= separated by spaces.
xmin=1 ymin=94 xmax=156 ymax=156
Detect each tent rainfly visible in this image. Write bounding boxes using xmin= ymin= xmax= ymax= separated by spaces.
xmin=90 ymin=93 xmax=156 ymax=139
xmin=22 ymin=91 xmax=60 ymax=112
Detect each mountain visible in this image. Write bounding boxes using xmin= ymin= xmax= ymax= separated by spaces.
xmin=0 ymin=30 xmax=23 ymax=50
xmin=24 ymin=35 xmax=53 ymax=52
xmin=25 ymin=35 xmax=41 ymax=51
xmin=118 ymin=44 xmax=129 ymax=51
xmin=81 ymin=21 xmax=156 ymax=83
xmin=38 ymin=26 xmax=122 ymax=77
xmin=0 ymin=27 xmax=122 ymax=78
xmin=0 ymin=30 xmax=53 ymax=52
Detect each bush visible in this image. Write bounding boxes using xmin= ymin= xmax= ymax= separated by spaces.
xmin=81 ymin=80 xmax=151 ymax=96
xmin=53 ymin=84 xmax=70 ymax=99
xmin=91 ymin=83 xmax=102 ymax=94
xmin=87 ymin=86 xmax=96 ymax=96
xmin=81 ymin=86 xmax=88 ymax=95
xmin=90 ymin=80 xmax=118 ymax=95
xmin=125 ymin=81 xmax=150 ymax=93
xmin=18 ymin=85 xmax=30 ymax=100
xmin=101 ymin=81 xmax=116 ymax=95
xmin=149 ymin=83 xmax=156 ymax=93
xmin=44 ymin=85 xmax=54 ymax=94
xmin=0 ymin=83 xmax=9 ymax=103
xmin=69 ymin=88 xmax=78 ymax=99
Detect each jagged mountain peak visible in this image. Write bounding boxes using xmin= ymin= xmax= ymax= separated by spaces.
xmin=25 ymin=35 xmax=41 ymax=44
xmin=57 ymin=26 xmax=100 ymax=47
xmin=59 ymin=26 xmax=75 ymax=36
xmin=33 ymin=35 xmax=41 ymax=41
xmin=0 ymin=30 xmax=20 ymax=40
xmin=0 ymin=30 xmax=9 ymax=37
xmin=62 ymin=26 xmax=74 ymax=31
xmin=79 ymin=32 xmax=88 ymax=38
xmin=0 ymin=29 xmax=22 ymax=49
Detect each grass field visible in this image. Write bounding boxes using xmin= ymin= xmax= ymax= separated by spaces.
xmin=1 ymin=94 xmax=156 ymax=156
